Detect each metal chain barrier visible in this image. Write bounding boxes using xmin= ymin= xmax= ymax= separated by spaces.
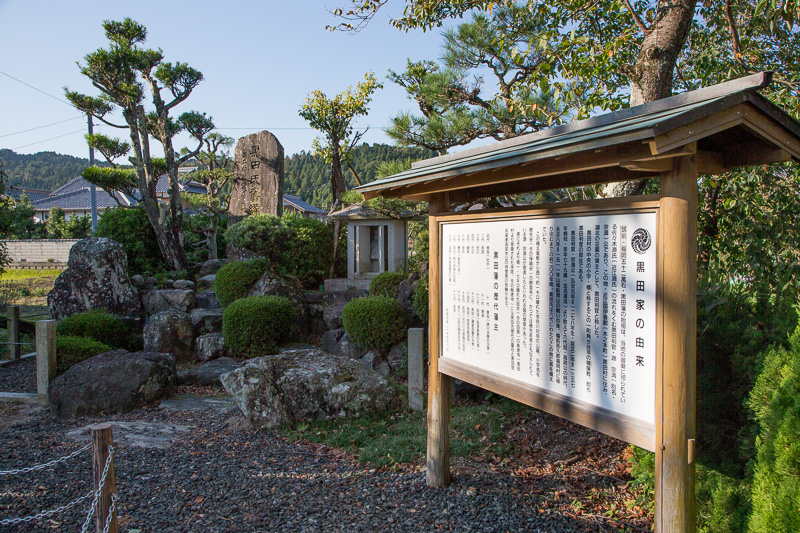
xmin=80 ymin=445 xmax=115 ymax=533
xmin=0 ymin=443 xmax=119 ymax=531
xmin=0 ymin=491 xmax=93 ymax=526
xmin=0 ymin=443 xmax=91 ymax=476
xmin=102 ymin=494 xmax=118 ymax=533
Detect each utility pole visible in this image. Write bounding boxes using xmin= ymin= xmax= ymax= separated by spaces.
xmin=88 ymin=114 xmax=98 ymax=232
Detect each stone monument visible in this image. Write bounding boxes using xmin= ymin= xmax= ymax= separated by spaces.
xmin=230 ymin=131 xmax=284 ymax=217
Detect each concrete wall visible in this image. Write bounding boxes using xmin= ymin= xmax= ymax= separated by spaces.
xmin=3 ymin=239 xmax=79 ymax=263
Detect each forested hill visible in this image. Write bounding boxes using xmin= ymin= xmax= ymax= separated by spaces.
xmin=0 ymin=149 xmax=111 ymax=191
xmin=1 ymin=143 xmax=436 ymax=207
xmin=284 ymin=143 xmax=435 ymax=209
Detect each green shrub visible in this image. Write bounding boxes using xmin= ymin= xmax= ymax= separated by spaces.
xmin=342 ymin=296 xmax=405 ymax=352
xmin=747 ymin=325 xmax=800 ymax=532
xmin=408 ymin=223 xmax=429 ymax=273
xmin=214 ymin=259 xmax=269 ymax=308
xmin=225 ymin=214 xmax=333 ymax=288
xmin=56 ymin=310 xmax=131 ymax=349
xmin=223 ymin=295 xmax=295 ymax=358
xmin=56 ymin=336 xmax=111 ymax=375
xmin=412 ymin=274 xmax=429 ymax=323
xmin=369 ymin=271 xmax=407 ymax=298
xmin=96 ymin=207 xmax=165 ymax=275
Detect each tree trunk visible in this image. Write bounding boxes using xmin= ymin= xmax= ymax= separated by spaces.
xmin=330 ymin=154 xmax=347 ymax=206
xmin=330 ymin=219 xmax=341 ymax=279
xmin=628 ymin=0 xmax=698 ymax=106
xmin=127 ymin=106 xmax=188 ymax=272
xmin=207 ymin=215 xmax=218 ymax=261
xmin=601 ymin=0 xmax=698 ymax=198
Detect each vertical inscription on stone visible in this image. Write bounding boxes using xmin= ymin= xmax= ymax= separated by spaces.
xmin=230 ymin=131 xmax=284 ymax=217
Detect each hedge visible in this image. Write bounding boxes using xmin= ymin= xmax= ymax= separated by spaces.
xmin=369 ymin=271 xmax=407 ymax=298
xmin=225 ymin=214 xmax=333 ymax=288
xmin=56 ymin=336 xmax=111 ymax=375
xmin=214 ymin=259 xmax=270 ymax=308
xmin=223 ymin=295 xmax=295 ymax=358
xmin=56 ymin=310 xmax=131 ymax=349
xmin=413 ymin=275 xmax=429 ymax=323
xmin=342 ymin=296 xmax=405 ymax=352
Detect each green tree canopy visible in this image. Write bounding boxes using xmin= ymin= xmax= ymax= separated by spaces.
xmin=388 ymin=5 xmax=569 ymax=154
xmin=65 ymin=18 xmax=215 ymax=270
xmin=298 ymin=72 xmax=383 ymax=209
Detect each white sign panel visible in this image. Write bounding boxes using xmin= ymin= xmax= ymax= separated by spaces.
xmin=442 ymin=212 xmax=657 ymax=425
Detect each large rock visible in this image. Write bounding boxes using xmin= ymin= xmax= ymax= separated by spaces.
xmin=49 ymin=350 xmax=175 ymax=418
xmin=189 ymin=308 xmax=224 ymax=335
xmin=249 ymin=271 xmax=302 ymax=301
xmin=323 ymin=301 xmax=346 ymax=330
xmin=221 ymin=347 xmax=395 ymax=428
xmin=142 ymin=289 xmax=195 ymax=315
xmin=143 ymin=310 xmax=194 ymax=361
xmin=321 ymin=329 xmax=345 ymax=354
xmin=322 ymin=290 xmax=368 ymax=331
xmin=178 ymin=357 xmax=242 ymax=386
xmin=196 ymin=333 xmax=227 ymax=362
xmin=327 ymin=332 xmax=369 ymax=360
xmin=198 ymin=259 xmax=230 ymax=278
xmin=48 ymin=238 xmax=141 ymax=321
xmin=195 ymin=291 xmax=220 ymax=310
xmin=197 ymin=275 xmax=216 ymax=291
xmin=249 ymin=272 xmax=308 ymax=337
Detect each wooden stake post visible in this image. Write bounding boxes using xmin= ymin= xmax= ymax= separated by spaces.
xmin=91 ymin=423 xmax=118 ymax=533
xmin=7 ymin=305 xmax=20 ymax=360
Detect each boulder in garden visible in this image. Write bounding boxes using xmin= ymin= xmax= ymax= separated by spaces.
xmin=48 ymin=238 xmax=141 ymax=321
xmin=143 ymin=310 xmax=194 ymax=362
xmin=221 ymin=347 xmax=394 ymax=428
xmin=49 ymin=350 xmax=175 ymax=418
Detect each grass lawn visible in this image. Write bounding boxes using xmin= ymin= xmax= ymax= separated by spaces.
xmin=281 ymin=394 xmax=531 ymax=469
xmin=0 ymin=268 xmax=64 ymax=281
xmin=0 ymin=268 xmax=62 ymax=309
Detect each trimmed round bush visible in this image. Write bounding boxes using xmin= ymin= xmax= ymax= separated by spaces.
xmin=56 ymin=310 xmax=130 ymax=349
xmin=413 ymin=275 xmax=429 ymax=323
xmin=369 ymin=271 xmax=407 ymax=298
xmin=214 ymin=259 xmax=270 ymax=308
xmin=342 ymin=296 xmax=406 ymax=352
xmin=56 ymin=336 xmax=112 ymax=375
xmin=223 ymin=295 xmax=296 ymax=358
xmin=225 ymin=214 xmax=333 ymax=288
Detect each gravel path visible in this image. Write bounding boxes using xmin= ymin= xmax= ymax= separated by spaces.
xmin=0 ymin=356 xmax=36 ymax=393
xmin=0 ymin=404 xmax=605 ymax=532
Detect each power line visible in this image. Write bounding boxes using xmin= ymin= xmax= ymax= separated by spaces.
xmin=0 ymin=69 xmax=75 ymax=108
xmin=216 ymin=126 xmax=389 ymax=131
xmin=0 ymin=116 xmax=84 ymax=138
xmin=12 ymin=129 xmax=84 ymax=150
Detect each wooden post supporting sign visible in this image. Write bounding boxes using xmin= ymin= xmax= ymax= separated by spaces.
xmin=656 ymin=153 xmax=698 ymax=532
xmin=427 ymin=193 xmax=451 ymax=487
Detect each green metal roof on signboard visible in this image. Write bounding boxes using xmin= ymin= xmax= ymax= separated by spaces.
xmin=357 ymin=72 xmax=800 ymax=201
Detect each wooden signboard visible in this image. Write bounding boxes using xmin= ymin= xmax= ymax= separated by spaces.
xmin=433 ymin=198 xmax=661 ymax=451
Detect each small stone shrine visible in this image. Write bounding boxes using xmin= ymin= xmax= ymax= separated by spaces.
xmin=329 ymin=205 xmax=423 ymax=280
xmin=230 ymin=131 xmax=284 ymax=217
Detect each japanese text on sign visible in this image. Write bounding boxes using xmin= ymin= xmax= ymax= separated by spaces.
xmin=441 ymin=212 xmax=657 ymax=425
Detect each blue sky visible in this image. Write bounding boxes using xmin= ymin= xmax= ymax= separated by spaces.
xmin=0 ymin=0 xmax=459 ymax=159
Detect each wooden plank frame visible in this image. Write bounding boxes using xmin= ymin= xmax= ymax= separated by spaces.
xmin=430 ymin=196 xmax=662 ymax=452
